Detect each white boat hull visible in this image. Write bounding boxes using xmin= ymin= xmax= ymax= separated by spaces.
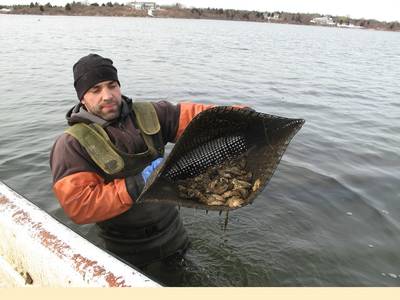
xmin=0 ymin=181 xmax=159 ymax=287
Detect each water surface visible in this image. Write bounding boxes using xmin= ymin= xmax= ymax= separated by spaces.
xmin=0 ymin=14 xmax=399 ymax=286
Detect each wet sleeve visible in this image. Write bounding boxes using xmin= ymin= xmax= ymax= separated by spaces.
xmin=50 ymin=134 xmax=133 ymax=224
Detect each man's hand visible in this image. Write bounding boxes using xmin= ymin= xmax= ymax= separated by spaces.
xmin=141 ymin=157 xmax=163 ymax=183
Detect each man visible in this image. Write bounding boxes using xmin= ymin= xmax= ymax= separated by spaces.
xmin=50 ymin=53 xmax=215 ymax=268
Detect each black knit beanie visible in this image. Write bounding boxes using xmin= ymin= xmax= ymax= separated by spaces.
xmin=73 ymin=54 xmax=120 ymax=100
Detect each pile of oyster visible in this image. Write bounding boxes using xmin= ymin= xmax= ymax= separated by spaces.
xmin=176 ymin=155 xmax=261 ymax=208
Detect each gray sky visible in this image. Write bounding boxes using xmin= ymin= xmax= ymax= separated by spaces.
xmin=1 ymin=0 xmax=399 ymax=22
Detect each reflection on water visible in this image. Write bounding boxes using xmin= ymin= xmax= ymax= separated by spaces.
xmin=1 ymin=15 xmax=400 ymax=286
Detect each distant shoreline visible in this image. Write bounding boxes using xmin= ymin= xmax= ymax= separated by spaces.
xmin=1 ymin=3 xmax=399 ymax=32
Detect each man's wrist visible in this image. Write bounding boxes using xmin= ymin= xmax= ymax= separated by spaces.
xmin=125 ymin=174 xmax=145 ymax=202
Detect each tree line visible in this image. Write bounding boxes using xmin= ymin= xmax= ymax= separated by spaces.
xmin=1 ymin=2 xmax=399 ymax=32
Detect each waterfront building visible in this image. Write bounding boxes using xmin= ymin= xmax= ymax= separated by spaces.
xmin=310 ymin=16 xmax=336 ymax=26
xmin=126 ymin=1 xmax=157 ymax=10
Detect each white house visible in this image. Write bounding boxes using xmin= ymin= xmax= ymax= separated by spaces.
xmin=310 ymin=16 xmax=336 ymax=26
xmin=126 ymin=1 xmax=157 ymax=10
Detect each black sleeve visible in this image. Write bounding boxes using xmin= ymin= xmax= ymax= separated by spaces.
xmin=125 ymin=173 xmax=145 ymax=201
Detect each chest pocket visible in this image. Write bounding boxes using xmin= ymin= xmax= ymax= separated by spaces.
xmin=65 ymin=102 xmax=164 ymax=175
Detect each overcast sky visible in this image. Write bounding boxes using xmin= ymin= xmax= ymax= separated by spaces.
xmin=1 ymin=0 xmax=399 ymax=22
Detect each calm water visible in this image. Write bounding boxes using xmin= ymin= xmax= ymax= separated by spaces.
xmin=0 ymin=14 xmax=399 ymax=286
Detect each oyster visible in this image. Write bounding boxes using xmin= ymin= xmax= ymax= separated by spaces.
xmin=226 ymin=196 xmax=245 ymax=208
xmin=208 ymin=177 xmax=230 ymax=194
xmin=176 ymin=154 xmax=259 ymax=208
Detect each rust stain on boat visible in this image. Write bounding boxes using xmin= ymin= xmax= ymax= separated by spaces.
xmin=12 ymin=210 xmax=31 ymax=225
xmin=72 ymin=254 xmax=128 ymax=287
xmin=0 ymin=195 xmax=8 ymax=204
xmin=0 ymin=195 xmax=16 ymax=210
xmin=105 ymin=272 xmax=128 ymax=287
xmin=37 ymin=227 xmax=72 ymax=257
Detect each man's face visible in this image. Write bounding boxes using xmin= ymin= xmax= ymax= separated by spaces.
xmin=81 ymin=80 xmax=122 ymax=121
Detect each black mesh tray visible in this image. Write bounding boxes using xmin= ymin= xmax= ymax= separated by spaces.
xmin=137 ymin=106 xmax=305 ymax=211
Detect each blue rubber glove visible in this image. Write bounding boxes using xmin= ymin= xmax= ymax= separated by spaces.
xmin=141 ymin=157 xmax=163 ymax=183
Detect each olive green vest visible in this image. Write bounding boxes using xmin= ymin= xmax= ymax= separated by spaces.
xmin=65 ymin=102 xmax=164 ymax=177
